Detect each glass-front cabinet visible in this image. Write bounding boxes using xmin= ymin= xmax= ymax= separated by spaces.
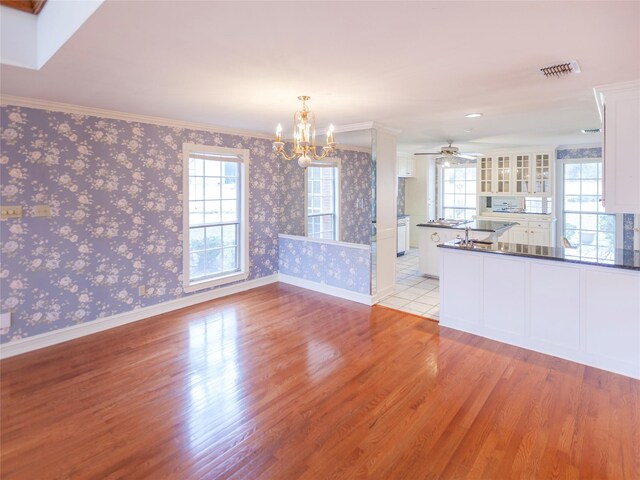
xmin=478 ymin=151 xmax=552 ymax=196
xmin=515 ymin=154 xmax=530 ymax=193
xmin=479 ymin=156 xmax=494 ymax=194
xmin=533 ymin=153 xmax=551 ymax=194
xmin=495 ymin=155 xmax=511 ymax=193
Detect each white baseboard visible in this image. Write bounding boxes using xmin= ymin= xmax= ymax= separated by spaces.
xmin=0 ymin=274 xmax=278 ymax=359
xmin=278 ymin=274 xmax=374 ymax=305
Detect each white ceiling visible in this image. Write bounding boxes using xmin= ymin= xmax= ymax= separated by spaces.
xmin=1 ymin=1 xmax=639 ymax=153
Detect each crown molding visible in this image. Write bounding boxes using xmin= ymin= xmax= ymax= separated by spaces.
xmin=0 ymin=95 xmax=371 ymax=153
xmin=371 ymin=122 xmax=402 ymax=135
xmin=333 ymin=121 xmax=374 ymax=133
xmin=0 ymin=94 xmax=277 ymax=139
xmin=556 ymin=143 xmax=602 ymax=150
xmin=337 ymin=144 xmax=371 ymax=154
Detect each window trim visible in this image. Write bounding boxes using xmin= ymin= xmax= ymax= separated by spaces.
xmin=555 ymin=156 xmax=623 ymax=250
xmin=182 ymin=143 xmax=250 ymax=292
xmin=438 ymin=164 xmax=477 ymax=220
xmin=304 ymin=158 xmax=341 ymax=241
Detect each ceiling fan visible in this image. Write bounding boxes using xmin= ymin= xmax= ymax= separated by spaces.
xmin=415 ymin=141 xmax=481 ymax=161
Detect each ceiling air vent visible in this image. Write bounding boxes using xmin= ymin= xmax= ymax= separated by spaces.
xmin=581 ymin=128 xmax=601 ymax=134
xmin=539 ymin=60 xmax=581 ymax=78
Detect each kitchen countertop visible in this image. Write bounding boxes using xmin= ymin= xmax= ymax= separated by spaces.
xmin=438 ymin=240 xmax=640 ymax=271
xmin=417 ymin=220 xmax=518 ymax=233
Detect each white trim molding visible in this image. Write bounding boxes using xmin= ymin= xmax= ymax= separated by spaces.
xmin=278 ymin=233 xmax=371 ymax=251
xmin=0 ymin=95 xmax=275 ymax=139
xmin=182 ymin=143 xmax=251 ymax=292
xmin=278 ymin=273 xmax=374 ymax=305
xmin=0 ymin=95 xmax=372 ymax=153
xmin=0 ymin=274 xmax=278 ymax=359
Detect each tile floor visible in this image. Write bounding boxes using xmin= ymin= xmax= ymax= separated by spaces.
xmin=378 ymin=248 xmax=440 ymax=320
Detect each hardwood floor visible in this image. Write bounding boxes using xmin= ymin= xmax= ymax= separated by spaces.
xmin=1 ymin=283 xmax=638 ymax=479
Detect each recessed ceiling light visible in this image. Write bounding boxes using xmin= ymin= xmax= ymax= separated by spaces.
xmin=465 ymin=113 xmax=483 ymax=118
xmin=463 ymin=128 xmax=473 ymax=133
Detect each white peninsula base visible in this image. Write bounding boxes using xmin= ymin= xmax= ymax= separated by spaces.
xmin=439 ymin=247 xmax=640 ymax=379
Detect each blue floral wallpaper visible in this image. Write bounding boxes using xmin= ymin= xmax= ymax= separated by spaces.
xmin=556 ymin=147 xmax=602 ymax=160
xmin=278 ymin=235 xmax=370 ymax=294
xmin=0 ymin=105 xmax=282 ymax=342
xmin=556 ymin=145 xmax=636 ymax=251
xmin=0 ymin=105 xmax=372 ymax=343
xmin=397 ymin=177 xmax=406 ymax=216
xmin=279 ymin=148 xmax=373 ymax=245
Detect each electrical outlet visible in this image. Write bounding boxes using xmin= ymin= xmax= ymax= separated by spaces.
xmin=0 ymin=312 xmax=11 ymax=329
xmin=138 ymin=285 xmax=146 ymax=296
xmin=0 ymin=206 xmax=22 ymax=219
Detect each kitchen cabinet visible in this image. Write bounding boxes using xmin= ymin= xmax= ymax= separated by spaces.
xmin=397 ymin=216 xmax=410 ymax=255
xmin=440 ymin=247 xmax=640 ymax=379
xmin=594 ymin=81 xmax=640 ymax=213
xmin=503 ymin=222 xmax=553 ymax=247
xmin=397 ymin=155 xmax=415 ymax=178
xmin=478 ymin=216 xmax=555 ymax=247
xmin=479 ymin=152 xmax=552 ymax=195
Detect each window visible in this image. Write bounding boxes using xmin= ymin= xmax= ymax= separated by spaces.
xmin=183 ymin=144 xmax=249 ymax=291
xmin=561 ymin=160 xmax=616 ymax=261
xmin=441 ymin=165 xmax=477 ymax=220
xmin=306 ymin=161 xmax=340 ymax=240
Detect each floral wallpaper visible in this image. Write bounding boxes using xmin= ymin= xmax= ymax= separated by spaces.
xmin=556 ymin=145 xmax=636 ymax=251
xmin=556 ymin=146 xmax=602 ymax=160
xmin=0 ymin=105 xmax=283 ymax=342
xmin=397 ymin=177 xmax=406 ymax=216
xmin=278 ymin=235 xmax=370 ymax=294
xmin=0 ymin=104 xmax=372 ymax=344
xmin=279 ymin=148 xmax=373 ymax=245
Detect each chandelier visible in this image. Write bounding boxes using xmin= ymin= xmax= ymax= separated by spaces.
xmin=273 ymin=96 xmax=336 ymax=168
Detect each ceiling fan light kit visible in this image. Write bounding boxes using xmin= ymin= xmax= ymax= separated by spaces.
xmin=414 ymin=141 xmax=480 ymax=161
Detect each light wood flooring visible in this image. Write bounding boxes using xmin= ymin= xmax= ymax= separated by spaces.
xmin=1 ymin=283 xmax=638 ymax=479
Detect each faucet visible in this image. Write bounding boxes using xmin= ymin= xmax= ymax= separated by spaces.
xmin=458 ymin=226 xmax=472 ymax=246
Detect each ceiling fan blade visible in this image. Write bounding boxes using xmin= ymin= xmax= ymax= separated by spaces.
xmin=414 ymin=152 xmax=441 ymax=156
xmin=456 ymin=154 xmax=479 ymax=160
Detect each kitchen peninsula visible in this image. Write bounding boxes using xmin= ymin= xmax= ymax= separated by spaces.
xmin=438 ymin=240 xmax=640 ymax=379
xmin=416 ymin=220 xmax=517 ymax=277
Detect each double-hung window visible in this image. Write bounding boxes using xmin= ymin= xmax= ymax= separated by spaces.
xmin=559 ymin=159 xmax=617 ymax=261
xmin=306 ymin=161 xmax=340 ymax=240
xmin=183 ymin=144 xmax=249 ymax=291
xmin=441 ymin=165 xmax=477 ymax=220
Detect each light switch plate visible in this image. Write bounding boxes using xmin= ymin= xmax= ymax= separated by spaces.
xmin=0 ymin=206 xmax=22 ymax=219
xmin=0 ymin=312 xmax=11 ymax=329
xmin=32 ymin=205 xmax=52 ymax=217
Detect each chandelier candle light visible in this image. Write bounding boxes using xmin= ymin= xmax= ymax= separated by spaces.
xmin=273 ymin=96 xmax=336 ymax=168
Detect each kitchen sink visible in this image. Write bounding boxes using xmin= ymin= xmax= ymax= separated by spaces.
xmin=424 ymin=219 xmax=470 ymax=227
xmin=454 ymin=239 xmax=494 ymax=249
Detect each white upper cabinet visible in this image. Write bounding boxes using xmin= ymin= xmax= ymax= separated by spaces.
xmin=594 ymin=81 xmax=640 ymax=214
xmin=397 ymin=154 xmax=415 ymax=177
xmin=479 ymin=152 xmax=552 ymax=195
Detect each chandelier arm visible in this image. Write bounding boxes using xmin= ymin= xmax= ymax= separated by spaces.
xmin=276 ymin=149 xmax=298 ymax=161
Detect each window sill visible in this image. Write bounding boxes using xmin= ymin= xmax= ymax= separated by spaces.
xmin=183 ymin=271 xmax=249 ymax=293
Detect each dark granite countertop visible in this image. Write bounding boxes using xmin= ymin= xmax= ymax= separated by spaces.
xmin=438 ymin=240 xmax=640 ymax=271
xmin=417 ymin=220 xmax=518 ymax=233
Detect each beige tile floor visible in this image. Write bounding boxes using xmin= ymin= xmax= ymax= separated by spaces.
xmin=378 ymin=248 xmax=440 ymax=319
